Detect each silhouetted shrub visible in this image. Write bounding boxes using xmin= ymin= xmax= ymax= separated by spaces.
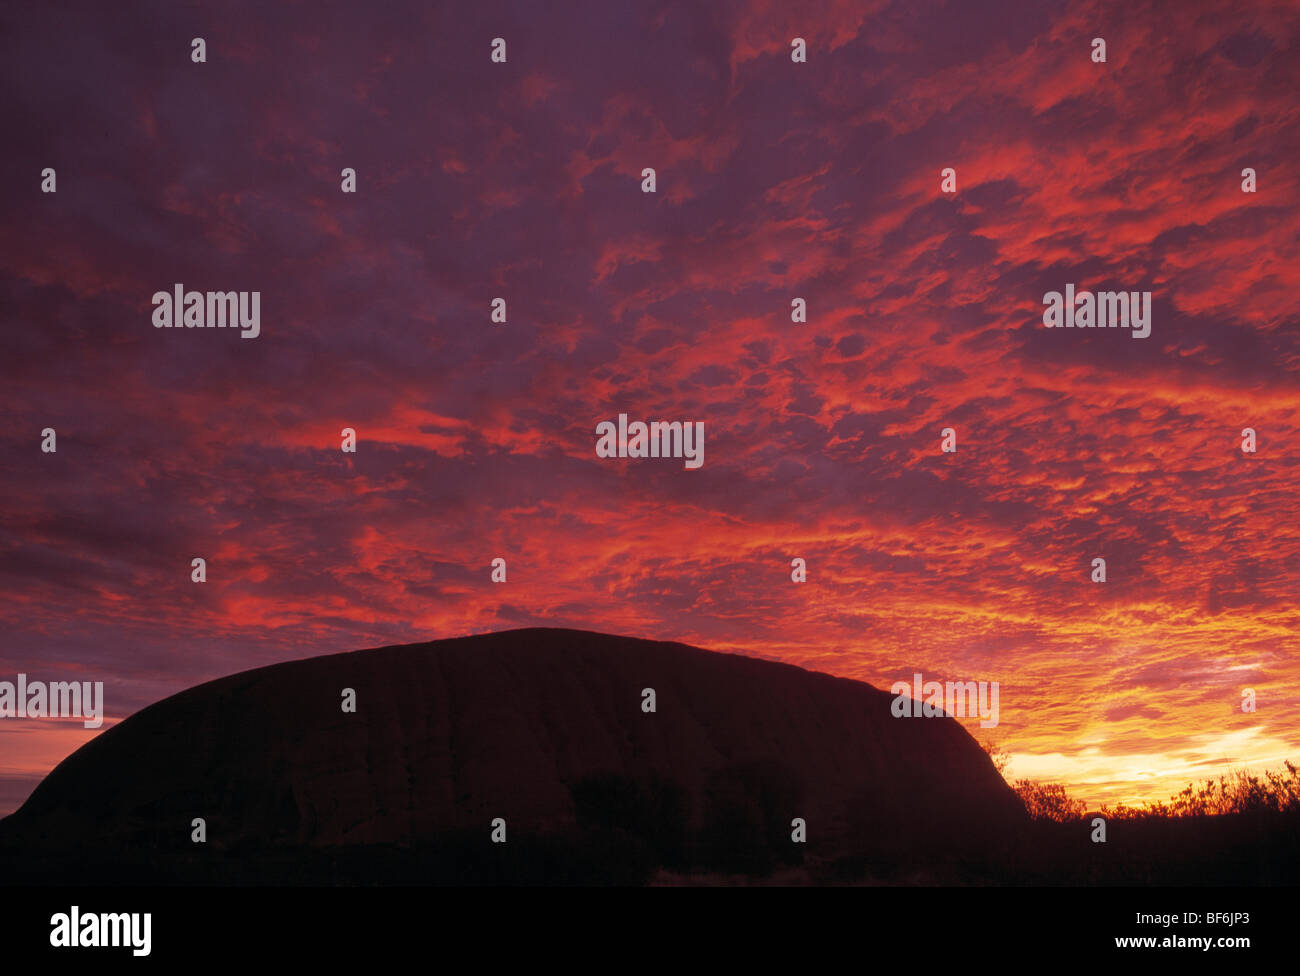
xmin=697 ymin=759 xmax=805 ymax=875
xmin=570 ymin=772 xmax=690 ymax=870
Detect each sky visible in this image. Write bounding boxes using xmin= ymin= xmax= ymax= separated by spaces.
xmin=1 ymin=0 xmax=1298 ymax=816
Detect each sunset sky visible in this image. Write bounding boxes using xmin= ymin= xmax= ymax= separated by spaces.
xmin=2 ymin=0 xmax=1298 ymax=816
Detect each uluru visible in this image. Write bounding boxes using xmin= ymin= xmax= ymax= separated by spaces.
xmin=0 ymin=628 xmax=1026 ymax=883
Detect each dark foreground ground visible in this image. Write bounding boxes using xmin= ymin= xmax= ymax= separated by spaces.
xmin=4 ymin=806 xmax=1297 ymax=886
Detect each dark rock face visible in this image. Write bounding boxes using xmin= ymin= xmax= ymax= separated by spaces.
xmin=0 ymin=628 xmax=1025 ymax=872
